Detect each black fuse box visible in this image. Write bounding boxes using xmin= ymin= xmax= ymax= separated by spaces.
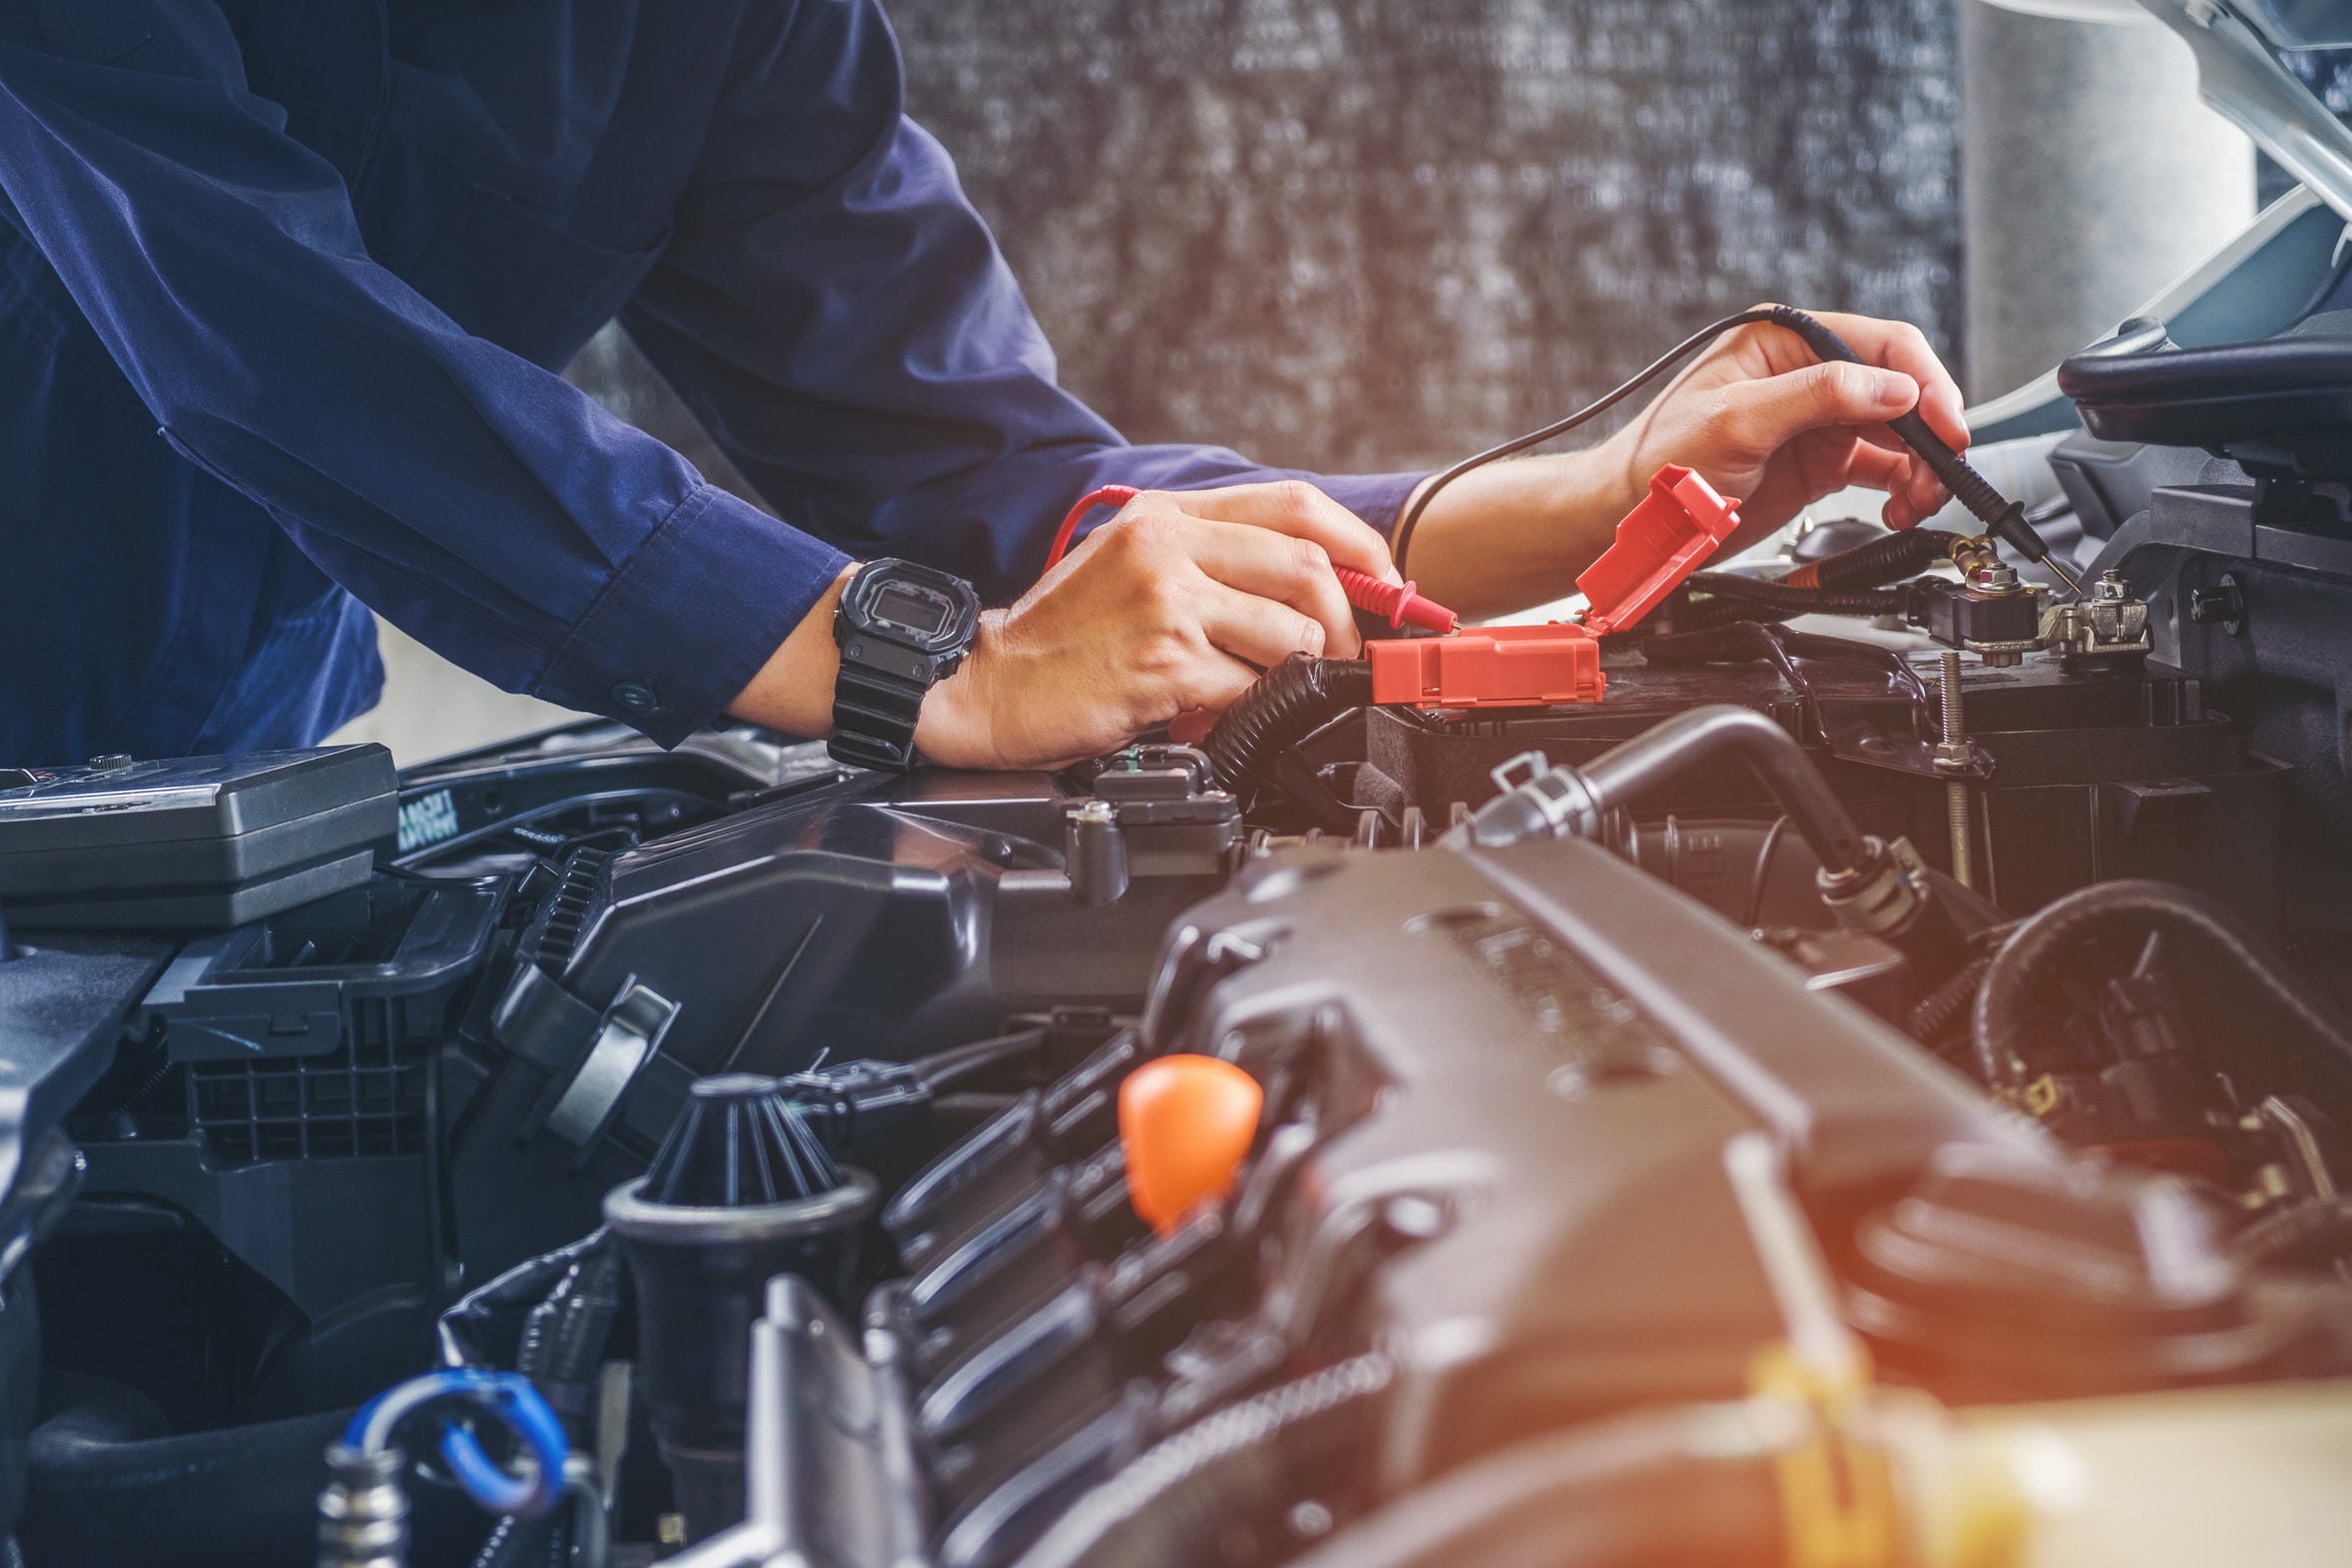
xmin=0 ymin=747 xmax=396 ymax=929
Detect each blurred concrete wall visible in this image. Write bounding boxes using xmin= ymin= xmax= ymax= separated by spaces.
xmin=890 ymin=0 xmax=1963 ymax=473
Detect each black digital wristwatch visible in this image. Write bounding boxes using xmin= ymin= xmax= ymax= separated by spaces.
xmin=829 ymin=559 xmax=981 ymax=772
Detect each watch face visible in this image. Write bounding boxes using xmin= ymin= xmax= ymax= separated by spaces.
xmin=871 ymin=581 xmax=956 ymax=640
xmin=847 ymin=561 xmax=979 ymax=655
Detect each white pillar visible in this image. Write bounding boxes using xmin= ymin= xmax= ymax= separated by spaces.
xmin=1961 ymin=0 xmax=2257 ymax=401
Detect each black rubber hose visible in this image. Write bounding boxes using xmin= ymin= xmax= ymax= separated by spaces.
xmin=21 ymin=1404 xmax=486 ymax=1568
xmin=1578 ymin=705 xmax=1871 ymax=875
xmin=1200 ymin=654 xmax=1372 ymax=793
xmin=1973 ymin=879 xmax=2352 ymax=1094
xmin=2232 ymin=1195 xmax=2352 ymax=1273
xmin=1282 ymin=1403 xmax=1781 ymax=1568
xmin=1685 ymin=572 xmax=1907 ymax=618
xmin=1010 ymin=1353 xmax=1394 ymax=1568
xmin=1781 ymin=525 xmax=1954 ymax=591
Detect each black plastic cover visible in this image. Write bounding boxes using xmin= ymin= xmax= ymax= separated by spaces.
xmin=0 ymin=748 xmax=396 ymax=928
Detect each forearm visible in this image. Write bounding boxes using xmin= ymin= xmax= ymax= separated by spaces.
xmin=727 ymin=563 xmax=860 ymax=738
xmin=1396 ymin=449 xmax=1644 ymax=620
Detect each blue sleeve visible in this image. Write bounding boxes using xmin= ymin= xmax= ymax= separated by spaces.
xmin=619 ymin=0 xmax=1425 ymax=602
xmin=0 ymin=3 xmax=846 ymax=746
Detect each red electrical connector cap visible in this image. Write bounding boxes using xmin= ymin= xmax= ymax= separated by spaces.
xmin=1368 ymin=622 xmax=1603 ymax=710
xmin=1575 ymin=464 xmax=1743 ymax=635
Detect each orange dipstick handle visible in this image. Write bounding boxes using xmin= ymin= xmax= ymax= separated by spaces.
xmin=1118 ymin=1055 xmax=1264 ymax=1236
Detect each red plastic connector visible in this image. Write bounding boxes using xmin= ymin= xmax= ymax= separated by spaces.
xmin=1576 ymin=464 xmax=1743 ymax=635
xmin=1368 ymin=623 xmax=1603 ymax=710
xmin=1334 ymin=567 xmax=1459 ymax=634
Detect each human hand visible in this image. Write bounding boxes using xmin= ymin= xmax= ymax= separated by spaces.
xmin=1598 ymin=305 xmax=1969 ymax=555
xmin=913 ymin=481 xmax=1397 ymax=769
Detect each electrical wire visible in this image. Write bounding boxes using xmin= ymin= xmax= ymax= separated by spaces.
xmin=1392 ymin=304 xmax=2070 ymax=592
xmin=1043 ymin=485 xmax=1141 ymax=572
xmin=347 ymin=1368 xmax=570 ymax=1520
xmin=1392 ymin=307 xmax=1781 ymax=576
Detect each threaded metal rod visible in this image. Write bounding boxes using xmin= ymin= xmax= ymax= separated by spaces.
xmin=317 ymin=1443 xmax=408 ymax=1568
xmin=1939 ymin=651 xmax=1975 ymax=891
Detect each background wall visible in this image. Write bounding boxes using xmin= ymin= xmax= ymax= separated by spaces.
xmin=888 ymin=0 xmax=1963 ymax=475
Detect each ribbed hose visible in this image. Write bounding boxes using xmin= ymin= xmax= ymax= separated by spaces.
xmin=440 ymin=1229 xmax=609 ymax=1369
xmin=516 ymin=1246 xmax=623 ymax=1399
xmin=1200 ymin=654 xmax=1372 ymax=793
xmin=1973 ymin=880 xmax=2352 ymax=1093
xmin=1685 ymin=573 xmax=1907 ymax=619
xmin=1781 ymin=526 xmax=1954 ymax=591
xmin=472 ymin=1245 xmax=623 ymax=1568
xmin=1908 ymin=951 xmax=1996 ymax=1051
xmin=1013 ymin=1354 xmax=1394 ymax=1568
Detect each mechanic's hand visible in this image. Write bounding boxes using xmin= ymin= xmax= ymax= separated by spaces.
xmin=1600 ymin=304 xmax=1970 ymax=552
xmin=914 ymin=481 xmax=1398 ymax=770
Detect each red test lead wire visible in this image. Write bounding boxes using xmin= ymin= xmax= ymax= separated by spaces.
xmin=1042 ymin=485 xmax=1141 ymax=571
xmin=1041 ymin=485 xmax=1462 ymax=634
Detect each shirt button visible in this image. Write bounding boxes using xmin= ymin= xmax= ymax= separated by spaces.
xmin=611 ymin=681 xmax=659 ymax=714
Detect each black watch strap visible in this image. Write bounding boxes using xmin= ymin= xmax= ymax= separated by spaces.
xmin=830 ymin=661 xmax=925 ymax=772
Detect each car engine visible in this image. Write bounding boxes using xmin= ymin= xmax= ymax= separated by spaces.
xmin=10 ymin=356 xmax=2352 ymax=1566
xmin=14 ymin=116 xmax=2352 ymax=1568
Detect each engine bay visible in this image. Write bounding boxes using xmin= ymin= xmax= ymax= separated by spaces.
xmin=7 ymin=374 xmax=2352 ymax=1566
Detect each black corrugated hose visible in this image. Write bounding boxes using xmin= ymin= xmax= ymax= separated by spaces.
xmin=1200 ymin=653 xmax=1372 ymax=795
xmin=1683 ymin=572 xmax=1908 ymax=619
xmin=1780 ymin=525 xmax=1955 ymax=591
xmin=438 ymin=1229 xmax=610 ymax=1370
xmin=470 ymin=1240 xmax=625 ymax=1568
xmin=1908 ymin=950 xmax=1997 ymax=1057
xmin=1973 ymin=879 xmax=2352 ymax=1096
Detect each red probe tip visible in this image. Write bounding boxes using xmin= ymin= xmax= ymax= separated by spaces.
xmin=1334 ymin=567 xmax=1459 ymax=635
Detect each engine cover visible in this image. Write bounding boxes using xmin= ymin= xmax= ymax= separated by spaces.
xmin=747 ymin=832 xmax=2053 ymax=1568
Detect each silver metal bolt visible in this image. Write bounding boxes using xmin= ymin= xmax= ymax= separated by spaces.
xmin=316 ymin=1443 xmax=408 ymax=1568
xmin=1938 ymin=651 xmax=1975 ymax=891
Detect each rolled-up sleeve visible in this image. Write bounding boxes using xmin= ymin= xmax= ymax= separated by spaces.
xmin=620 ymin=0 xmax=1426 ymax=604
xmin=0 ymin=3 xmax=848 ymax=745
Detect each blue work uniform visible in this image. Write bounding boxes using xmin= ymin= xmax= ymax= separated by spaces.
xmin=0 ymin=0 xmax=1421 ymax=763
